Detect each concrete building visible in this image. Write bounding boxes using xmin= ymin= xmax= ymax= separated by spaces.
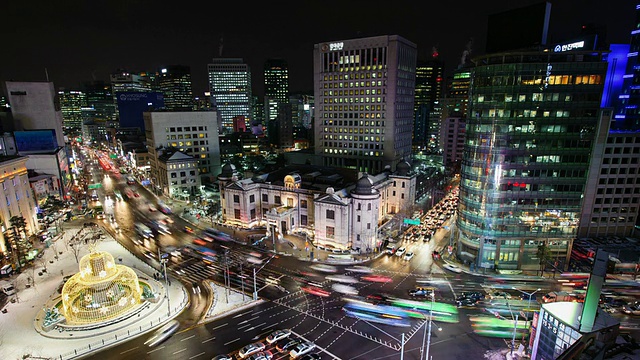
xmin=144 ymin=110 xmax=221 ymax=186
xmin=207 ymin=58 xmax=252 ymax=134
xmin=4 ymin=81 xmax=65 ymax=147
xmin=0 ymin=155 xmax=39 ymax=257
xmin=218 ymin=160 xmax=415 ymax=251
xmin=439 ymin=115 xmax=465 ymax=168
xmin=156 ymin=148 xmax=201 ymax=200
xmin=313 ymin=35 xmax=417 ymax=174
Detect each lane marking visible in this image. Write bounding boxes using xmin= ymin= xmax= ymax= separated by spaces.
xmin=233 ymin=311 xmax=252 ymax=318
xmin=224 ymin=338 xmax=240 ymax=346
xmin=120 ymin=347 xmax=139 ymax=354
xmin=146 ymin=346 xmax=165 ymax=354
xmin=173 ymin=348 xmax=187 ymax=355
xmin=189 ymin=352 xmax=206 ymax=359
xmin=202 ymin=336 xmax=216 ymax=343
xmin=181 ymin=334 xmax=196 ymax=341
xmin=211 ymin=322 xmax=228 ymax=330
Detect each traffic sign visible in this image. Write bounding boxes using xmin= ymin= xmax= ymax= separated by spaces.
xmin=88 ymin=183 xmax=102 ymax=189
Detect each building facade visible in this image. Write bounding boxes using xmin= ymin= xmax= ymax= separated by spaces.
xmin=157 ymin=65 xmax=193 ymax=111
xmin=144 ymin=111 xmax=221 ymax=185
xmin=264 ymin=59 xmax=290 ymax=123
xmin=456 ymin=50 xmax=608 ymax=271
xmin=313 ymin=35 xmax=417 ymax=174
xmin=156 ymin=149 xmax=201 ymax=200
xmin=58 ymin=89 xmax=87 ymax=131
xmin=0 ymin=156 xmax=39 ymax=257
xmin=218 ymin=161 xmax=415 ymax=251
xmin=208 ymin=58 xmax=252 ymax=134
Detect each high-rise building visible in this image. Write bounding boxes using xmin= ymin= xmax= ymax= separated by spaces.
xmin=82 ymin=80 xmax=116 ymax=124
xmin=413 ymin=57 xmax=444 ymax=149
xmin=157 ymin=65 xmax=193 ymax=111
xmin=207 ymin=58 xmax=252 ymax=134
xmin=4 ymin=81 xmax=65 ymax=147
xmin=613 ymin=5 xmax=640 ymax=131
xmin=313 ymin=35 xmax=416 ymax=174
xmin=58 ymin=89 xmax=86 ymax=132
xmin=110 ymin=71 xmax=155 ymax=126
xmin=445 ymin=67 xmax=472 ymax=118
xmin=290 ymin=93 xmax=314 ymax=129
xmin=264 ymin=59 xmax=289 ymax=123
xmin=456 ymin=49 xmax=608 ymax=271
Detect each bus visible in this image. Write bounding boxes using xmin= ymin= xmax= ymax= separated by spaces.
xmin=342 ymin=301 xmax=411 ymax=327
xmin=388 ymin=298 xmax=460 ymax=323
xmin=135 ymin=223 xmax=154 ymax=238
xmin=469 ymin=316 xmax=529 ymax=338
xmin=203 ymin=228 xmax=232 ymax=242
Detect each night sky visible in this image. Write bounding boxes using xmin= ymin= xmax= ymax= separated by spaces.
xmin=0 ymin=0 xmax=633 ymax=98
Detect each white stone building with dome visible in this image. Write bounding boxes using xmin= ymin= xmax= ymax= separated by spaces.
xmin=217 ymin=160 xmax=416 ymax=251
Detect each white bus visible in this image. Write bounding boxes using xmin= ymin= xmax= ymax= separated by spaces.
xmin=135 ymin=223 xmax=154 ymax=238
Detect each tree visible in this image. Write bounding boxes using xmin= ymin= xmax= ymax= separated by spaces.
xmin=7 ymin=216 xmax=31 ymax=271
xmin=537 ymin=243 xmax=551 ymax=277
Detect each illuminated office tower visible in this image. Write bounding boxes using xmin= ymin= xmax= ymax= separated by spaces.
xmin=313 ymin=35 xmax=416 ymax=174
xmin=264 ymin=59 xmax=289 ymax=123
xmin=456 ymin=49 xmax=608 ymax=271
xmin=413 ymin=56 xmax=444 ymax=150
xmin=82 ymin=80 xmax=116 ymax=124
xmin=207 ymin=58 xmax=252 ymax=134
xmin=58 ymin=89 xmax=87 ymax=131
xmin=157 ymin=65 xmax=193 ymax=111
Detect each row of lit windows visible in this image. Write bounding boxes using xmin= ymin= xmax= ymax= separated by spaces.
xmin=167 ymin=163 xmax=196 ymax=170
xmin=475 ymin=108 xmax=573 ymax=118
xmin=324 ymin=149 xmax=383 ymax=156
xmin=323 ymin=127 xmax=383 ymax=135
xmin=323 ymin=72 xmax=385 ymax=81
xmin=323 ymin=142 xmax=383 ymax=150
xmin=323 ymin=99 xmax=384 ymax=106
xmin=324 ymin=120 xmax=386 ymax=127
xmin=323 ymin=81 xmax=385 ymax=89
xmin=166 ymin=134 xmax=206 ymax=140
xmin=474 ymin=74 xmax=603 ymax=87
xmin=324 ymin=135 xmax=384 ymax=141
xmin=323 ymin=112 xmax=386 ymax=119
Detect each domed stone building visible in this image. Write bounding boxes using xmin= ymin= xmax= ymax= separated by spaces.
xmin=218 ymin=162 xmax=417 ymax=251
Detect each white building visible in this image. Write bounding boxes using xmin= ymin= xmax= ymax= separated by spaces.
xmin=313 ymin=35 xmax=416 ymax=174
xmin=156 ymin=149 xmax=201 ymax=200
xmin=218 ymin=161 xmax=416 ymax=251
xmin=143 ymin=110 xmax=222 ymax=185
xmin=0 ymin=156 xmax=39 ymax=255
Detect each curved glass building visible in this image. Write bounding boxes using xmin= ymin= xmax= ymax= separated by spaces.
xmin=457 ymin=50 xmax=609 ymax=270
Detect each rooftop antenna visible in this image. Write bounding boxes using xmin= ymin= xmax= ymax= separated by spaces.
xmin=45 ymin=68 xmax=50 ymax=82
xmin=218 ymin=34 xmax=224 ymax=57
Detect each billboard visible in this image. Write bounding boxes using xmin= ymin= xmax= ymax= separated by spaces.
xmin=486 ymin=2 xmax=551 ymax=53
xmin=14 ymin=130 xmax=59 ymax=152
xmin=116 ymin=92 xmax=165 ymax=131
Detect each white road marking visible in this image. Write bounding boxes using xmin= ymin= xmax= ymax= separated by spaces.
xmin=173 ymin=348 xmax=187 ymax=355
xmin=224 ymin=338 xmax=240 ymax=346
xmin=181 ymin=334 xmax=196 ymax=341
xmin=202 ymin=336 xmax=216 ymax=343
xmin=189 ymin=352 xmax=206 ymax=359
xmin=146 ymin=346 xmax=165 ymax=354
xmin=233 ymin=311 xmax=252 ymax=318
xmin=211 ymin=322 xmax=228 ymax=330
xmin=120 ymin=347 xmax=139 ymax=354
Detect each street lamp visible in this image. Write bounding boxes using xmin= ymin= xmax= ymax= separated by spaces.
xmin=421 ymin=292 xmax=442 ymax=360
xmin=512 ymin=287 xmax=541 ymax=321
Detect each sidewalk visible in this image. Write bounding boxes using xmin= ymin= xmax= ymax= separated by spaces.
xmin=0 ymin=221 xmax=189 ymax=360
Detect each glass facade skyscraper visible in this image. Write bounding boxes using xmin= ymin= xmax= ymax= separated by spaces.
xmin=58 ymin=89 xmax=87 ymax=131
xmin=457 ymin=50 xmax=608 ymax=270
xmin=157 ymin=65 xmax=193 ymax=111
xmin=207 ymin=58 xmax=252 ymax=134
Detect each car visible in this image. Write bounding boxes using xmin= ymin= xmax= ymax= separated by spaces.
xmin=183 ymin=225 xmax=194 ymax=233
xmin=395 ymin=247 xmax=406 ymax=257
xmin=403 ymin=252 xmax=415 ymax=261
xmin=276 ymin=338 xmax=301 ymax=353
xmin=144 ymin=320 xmax=179 ymax=347
xmin=345 ymin=265 xmax=373 ymax=274
xmin=409 ymin=287 xmax=434 ymax=297
xmin=622 ymin=301 xmax=640 ymax=315
xmin=309 ymin=264 xmax=338 ymax=273
xmin=325 ymin=274 xmax=359 ymax=284
xmin=149 ymin=204 xmax=157 ymax=212
xmin=331 ymin=283 xmax=358 ymax=295
xmin=366 ymin=293 xmax=393 ymax=305
xmin=456 ymin=297 xmax=478 ymax=307
xmin=432 ymin=251 xmax=441 ymax=260
xmin=238 ymin=342 xmax=266 ymax=358
xmin=266 ymin=329 xmax=292 ymax=344
xmin=299 ymin=354 xmax=322 ymax=360
xmin=385 ymin=245 xmax=396 ymax=255
xmin=290 ymin=341 xmax=316 ymax=358
xmin=132 ymin=191 xmax=140 ymax=197
xmin=211 ymin=355 xmax=233 ymax=360
xmin=301 ymin=286 xmax=330 ymax=297
xmin=457 ymin=291 xmax=485 ymax=302
xmin=361 ymin=275 xmax=393 ymax=283
xmin=487 ymin=291 xmax=512 ymax=300
xmin=442 ymin=263 xmax=462 ymax=273
xmin=246 ymin=350 xmax=273 ymax=360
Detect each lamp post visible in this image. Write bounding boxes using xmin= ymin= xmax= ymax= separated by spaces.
xmin=503 ymin=301 xmax=519 ymax=357
xmin=421 ymin=292 xmax=442 ymax=360
xmin=512 ymin=287 xmax=541 ymax=321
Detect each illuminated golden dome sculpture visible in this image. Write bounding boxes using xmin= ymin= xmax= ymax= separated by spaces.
xmin=61 ymin=247 xmax=142 ymax=324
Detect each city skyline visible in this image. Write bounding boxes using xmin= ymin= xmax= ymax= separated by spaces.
xmin=0 ymin=0 xmax=633 ymax=98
